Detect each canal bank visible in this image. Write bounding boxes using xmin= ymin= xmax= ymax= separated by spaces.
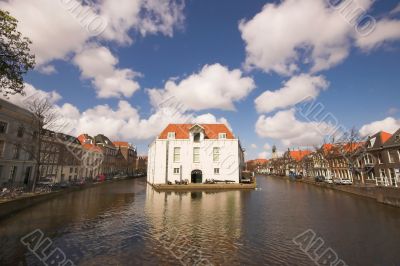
xmin=266 ymin=175 xmax=400 ymax=208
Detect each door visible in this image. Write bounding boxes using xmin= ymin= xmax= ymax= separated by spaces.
xmin=191 ymin=170 xmax=202 ymax=184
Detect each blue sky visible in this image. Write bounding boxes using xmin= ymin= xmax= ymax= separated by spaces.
xmin=2 ymin=0 xmax=400 ymax=159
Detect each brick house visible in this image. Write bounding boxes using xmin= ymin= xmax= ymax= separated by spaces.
xmin=363 ymin=130 xmax=400 ymax=187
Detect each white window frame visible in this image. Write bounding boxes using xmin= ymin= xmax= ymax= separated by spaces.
xmin=218 ymin=133 xmax=227 ymax=139
xmin=173 ymin=147 xmax=181 ymax=162
xmin=214 ymin=168 xmax=220 ymax=175
xmin=193 ymin=147 xmax=200 ymax=163
xmin=213 ymin=147 xmax=220 ymax=162
xmin=388 ymin=151 xmax=394 ymax=163
xmin=173 ymin=168 xmax=180 ymax=174
xmin=167 ymin=132 xmax=176 ymax=140
xmin=378 ymin=153 xmax=383 ymax=164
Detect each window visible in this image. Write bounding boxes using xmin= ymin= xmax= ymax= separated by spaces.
xmin=17 ymin=126 xmax=24 ymax=138
xmin=9 ymin=166 xmax=17 ymax=181
xmin=167 ymin=132 xmax=175 ymax=139
xmin=173 ymin=168 xmax=180 ymax=174
xmin=173 ymin=147 xmax=181 ymax=162
xmin=193 ymin=147 xmax=200 ymax=163
xmin=378 ymin=153 xmax=383 ymax=164
xmin=0 ymin=121 xmax=8 ymax=134
xmin=364 ymin=154 xmax=373 ymax=164
xmin=0 ymin=140 xmax=4 ymax=158
xmin=214 ymin=168 xmax=220 ymax=174
xmin=213 ymin=147 xmax=220 ymax=162
xmin=389 ymin=168 xmax=396 ymax=178
xmin=193 ymin=133 xmax=201 ymax=142
xmin=388 ymin=151 xmax=394 ymax=163
xmin=75 ymin=168 xmax=78 ymax=173
xmin=70 ymin=167 xmax=73 ymax=173
xmin=12 ymin=145 xmax=20 ymax=160
xmin=0 ymin=165 xmax=3 ymax=177
xmin=380 ymin=169 xmax=386 ymax=178
xmin=218 ymin=133 xmax=227 ymax=139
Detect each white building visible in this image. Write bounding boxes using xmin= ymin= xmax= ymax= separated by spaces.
xmin=147 ymin=124 xmax=245 ymax=185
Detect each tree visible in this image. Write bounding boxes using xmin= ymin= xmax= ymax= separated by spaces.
xmin=0 ymin=10 xmax=35 ymax=96
xmin=19 ymin=97 xmax=66 ymax=192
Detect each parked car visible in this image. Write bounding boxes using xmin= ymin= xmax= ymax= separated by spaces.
xmin=333 ymin=178 xmax=342 ymax=185
xmin=295 ymin=174 xmax=303 ymax=180
xmin=37 ymin=177 xmax=55 ymax=186
xmin=315 ymin=176 xmax=325 ymax=182
xmin=341 ymin=179 xmax=353 ymax=185
xmin=324 ymin=178 xmax=333 ymax=184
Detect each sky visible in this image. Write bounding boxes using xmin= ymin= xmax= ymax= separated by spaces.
xmin=1 ymin=0 xmax=400 ymax=159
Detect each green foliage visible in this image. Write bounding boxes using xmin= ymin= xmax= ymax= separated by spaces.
xmin=0 ymin=9 xmax=35 ymax=96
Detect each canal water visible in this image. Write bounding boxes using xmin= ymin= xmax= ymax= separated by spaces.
xmin=0 ymin=176 xmax=399 ymax=265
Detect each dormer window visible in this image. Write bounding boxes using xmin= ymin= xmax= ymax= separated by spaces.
xmin=189 ymin=124 xmax=204 ymax=142
xmin=218 ymin=133 xmax=227 ymax=139
xmin=193 ymin=133 xmax=200 ymax=142
xmin=168 ymin=132 xmax=175 ymax=139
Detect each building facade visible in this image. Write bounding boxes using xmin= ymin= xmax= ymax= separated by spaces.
xmin=147 ymin=124 xmax=245 ymax=185
xmin=0 ymin=99 xmax=36 ymax=185
xmin=113 ymin=141 xmax=137 ymax=176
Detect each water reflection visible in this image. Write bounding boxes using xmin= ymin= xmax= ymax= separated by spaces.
xmin=0 ymin=177 xmax=399 ymax=265
xmin=145 ymin=186 xmax=244 ymax=265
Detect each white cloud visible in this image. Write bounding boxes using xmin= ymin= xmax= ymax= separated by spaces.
xmin=59 ymin=102 xmax=230 ymax=141
xmin=0 ymin=0 xmax=90 ymax=65
xmin=356 ymin=19 xmax=400 ymax=50
xmin=99 ymin=0 xmax=185 ymax=44
xmin=255 ymin=109 xmax=335 ymax=147
xmin=239 ymin=0 xmax=357 ymax=75
xmin=359 ymin=117 xmax=400 ymax=137
xmin=73 ymin=45 xmax=141 ymax=98
xmin=255 ymin=74 xmax=329 ymax=113
xmin=239 ymin=0 xmax=400 ymax=76
xmin=1 ymin=83 xmax=61 ymax=107
xmin=258 ymin=151 xmax=270 ymax=159
xmin=251 ymin=144 xmax=257 ymax=149
xmin=0 ymin=0 xmax=185 ymax=65
xmin=148 ymin=64 xmax=255 ymax=111
xmin=263 ymin=143 xmax=271 ymax=151
xmin=0 ymin=0 xmax=185 ymax=98
xmin=37 ymin=65 xmax=58 ymax=75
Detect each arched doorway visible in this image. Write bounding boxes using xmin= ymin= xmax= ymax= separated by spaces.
xmin=191 ymin=170 xmax=203 ymax=184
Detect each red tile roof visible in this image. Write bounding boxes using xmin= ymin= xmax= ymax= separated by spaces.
xmin=322 ymin=144 xmax=334 ymax=152
xmin=247 ymin=159 xmax=269 ymax=165
xmin=380 ymin=131 xmax=392 ymax=144
xmin=289 ymin=150 xmax=312 ymax=161
xmin=113 ymin=141 xmax=129 ymax=147
xmin=159 ymin=124 xmax=235 ymax=139
xmin=82 ymin=144 xmax=103 ymax=153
